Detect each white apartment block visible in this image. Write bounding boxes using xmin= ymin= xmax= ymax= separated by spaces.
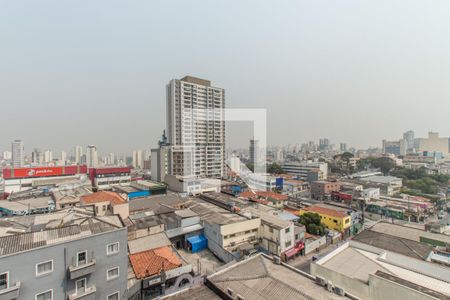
xmin=11 ymin=140 xmax=24 ymax=168
xmin=166 ymin=76 xmax=225 ymax=179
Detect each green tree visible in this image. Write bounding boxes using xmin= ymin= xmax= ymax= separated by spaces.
xmin=299 ymin=212 xmax=325 ymax=236
xmin=372 ymin=157 xmax=396 ymax=175
xmin=267 ymin=162 xmax=284 ymax=174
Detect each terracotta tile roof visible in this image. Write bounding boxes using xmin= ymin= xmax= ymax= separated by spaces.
xmin=239 ymin=191 xmax=288 ymax=201
xmin=239 ymin=191 xmax=256 ymax=199
xmin=129 ymin=246 xmax=182 ymax=279
xmin=256 ymin=191 xmax=288 ymax=201
xmin=284 ymin=207 xmax=299 ymax=215
xmin=301 ymin=205 xmax=348 ymax=218
xmin=304 ymin=232 xmax=316 ymax=239
xmin=81 ymin=191 xmax=127 ymax=206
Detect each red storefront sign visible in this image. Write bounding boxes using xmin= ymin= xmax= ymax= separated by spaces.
xmin=2 ymin=165 xmax=87 ymax=179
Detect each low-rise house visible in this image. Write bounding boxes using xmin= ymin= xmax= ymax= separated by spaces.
xmin=239 ymin=191 xmax=288 ymax=208
xmin=311 ymin=181 xmax=341 ymax=200
xmin=241 ymin=206 xmax=296 ymax=258
xmin=128 ymin=234 xmax=194 ymax=299
xmin=188 ymin=200 xmax=261 ymax=263
xmin=81 ymin=191 xmax=129 ymax=220
xmin=52 ymin=185 xmax=92 ymax=209
xmin=299 ymin=205 xmax=351 ymax=236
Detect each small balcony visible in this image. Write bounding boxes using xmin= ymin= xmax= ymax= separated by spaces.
xmin=68 ymin=259 xmax=96 ymax=280
xmin=0 ymin=282 xmax=21 ymax=300
xmin=68 ymin=286 xmax=96 ymax=300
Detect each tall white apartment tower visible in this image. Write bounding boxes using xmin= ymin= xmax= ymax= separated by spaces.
xmin=86 ymin=145 xmax=98 ymax=168
xmin=166 ymin=76 xmax=225 ymax=179
xmin=74 ymin=145 xmax=83 ymax=164
xmin=11 ymin=140 xmax=24 ymax=168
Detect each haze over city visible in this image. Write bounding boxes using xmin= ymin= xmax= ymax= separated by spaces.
xmin=1 ymin=0 xmax=450 ymax=154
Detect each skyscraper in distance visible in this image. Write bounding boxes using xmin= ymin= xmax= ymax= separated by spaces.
xmin=74 ymin=145 xmax=83 ymax=164
xmin=403 ymin=130 xmax=415 ymax=152
xmin=11 ymin=140 xmax=24 ymax=168
xmin=86 ymin=145 xmax=98 ymax=168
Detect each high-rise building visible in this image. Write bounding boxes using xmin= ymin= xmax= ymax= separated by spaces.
xmin=60 ymin=151 xmax=67 ymax=165
xmin=403 ymin=130 xmax=415 ymax=152
xmin=86 ymin=145 xmax=98 ymax=168
xmin=2 ymin=151 xmax=12 ymax=160
xmin=340 ymin=143 xmax=347 ymax=153
xmin=415 ymin=132 xmax=449 ymax=156
xmin=132 ymin=150 xmax=144 ymax=169
xmin=166 ymin=76 xmax=225 ymax=178
xmin=249 ymin=139 xmax=261 ymax=166
xmin=31 ymin=148 xmax=42 ymax=164
xmin=319 ymin=138 xmax=330 ymax=151
xmin=11 ymin=140 xmax=24 ymax=168
xmin=74 ymin=146 xmax=83 ymax=164
xmin=44 ymin=150 xmax=53 ymax=163
xmin=382 ymin=139 xmax=406 ymax=156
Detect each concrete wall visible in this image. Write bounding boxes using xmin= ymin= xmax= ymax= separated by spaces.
xmin=369 ymin=274 xmax=437 ymax=300
xmin=304 ymin=236 xmax=326 ymax=255
xmin=0 ymin=227 xmax=128 ymax=300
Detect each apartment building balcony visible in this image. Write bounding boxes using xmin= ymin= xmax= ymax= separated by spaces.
xmin=0 ymin=282 xmax=20 ymax=300
xmin=68 ymin=286 xmax=96 ymax=300
xmin=68 ymin=259 xmax=96 ymax=280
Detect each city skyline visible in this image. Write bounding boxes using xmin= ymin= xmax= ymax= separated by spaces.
xmin=2 ymin=1 xmax=450 ymax=153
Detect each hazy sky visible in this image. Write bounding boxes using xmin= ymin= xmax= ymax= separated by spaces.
xmin=1 ymin=0 xmax=450 ymax=155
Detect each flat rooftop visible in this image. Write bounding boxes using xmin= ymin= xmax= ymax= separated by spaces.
xmin=207 ymin=254 xmax=346 ymax=300
xmin=129 ymin=194 xmax=190 ymax=212
xmin=241 ymin=206 xmax=291 ymax=229
xmin=370 ymin=221 xmax=450 ymax=245
xmin=0 ymin=196 xmax=53 ymax=211
xmin=189 ymin=199 xmax=249 ymax=226
xmin=361 ymin=175 xmax=402 ymax=184
xmin=315 ymin=241 xmax=450 ymax=297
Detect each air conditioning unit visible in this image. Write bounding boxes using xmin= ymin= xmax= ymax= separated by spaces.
xmin=315 ymin=276 xmax=327 ymax=286
xmin=227 ymin=288 xmax=234 ymax=297
xmin=326 ymin=280 xmax=333 ymax=292
xmin=334 ymin=285 xmax=345 ymax=296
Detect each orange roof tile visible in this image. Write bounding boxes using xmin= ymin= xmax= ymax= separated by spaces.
xmin=81 ymin=191 xmax=127 ymax=206
xmin=256 ymin=191 xmax=288 ymax=201
xmin=129 ymin=246 xmax=182 ymax=279
xmin=302 ymin=205 xmax=348 ymax=218
xmin=239 ymin=191 xmax=256 ymax=199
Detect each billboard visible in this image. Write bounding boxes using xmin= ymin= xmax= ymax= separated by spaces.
xmin=2 ymin=165 xmax=87 ymax=179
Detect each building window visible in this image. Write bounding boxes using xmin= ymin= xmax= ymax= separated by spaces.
xmin=36 ymin=260 xmax=53 ymax=276
xmin=107 ymin=267 xmax=119 ymax=281
xmin=268 ymin=227 xmax=273 ymax=233
xmin=77 ymin=251 xmax=87 ymax=266
xmin=0 ymin=272 xmax=8 ymax=290
xmin=333 ymin=219 xmax=338 ymax=224
xmin=107 ymin=292 xmax=120 ymax=300
xmin=107 ymin=242 xmax=120 ymax=255
xmin=76 ymin=278 xmax=86 ymax=295
xmin=285 ymin=227 xmax=290 ymax=233
xmin=345 ymin=219 xmax=350 ymax=224
xmin=285 ymin=241 xmax=291 ymax=248
xmin=36 ymin=289 xmax=53 ymax=300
